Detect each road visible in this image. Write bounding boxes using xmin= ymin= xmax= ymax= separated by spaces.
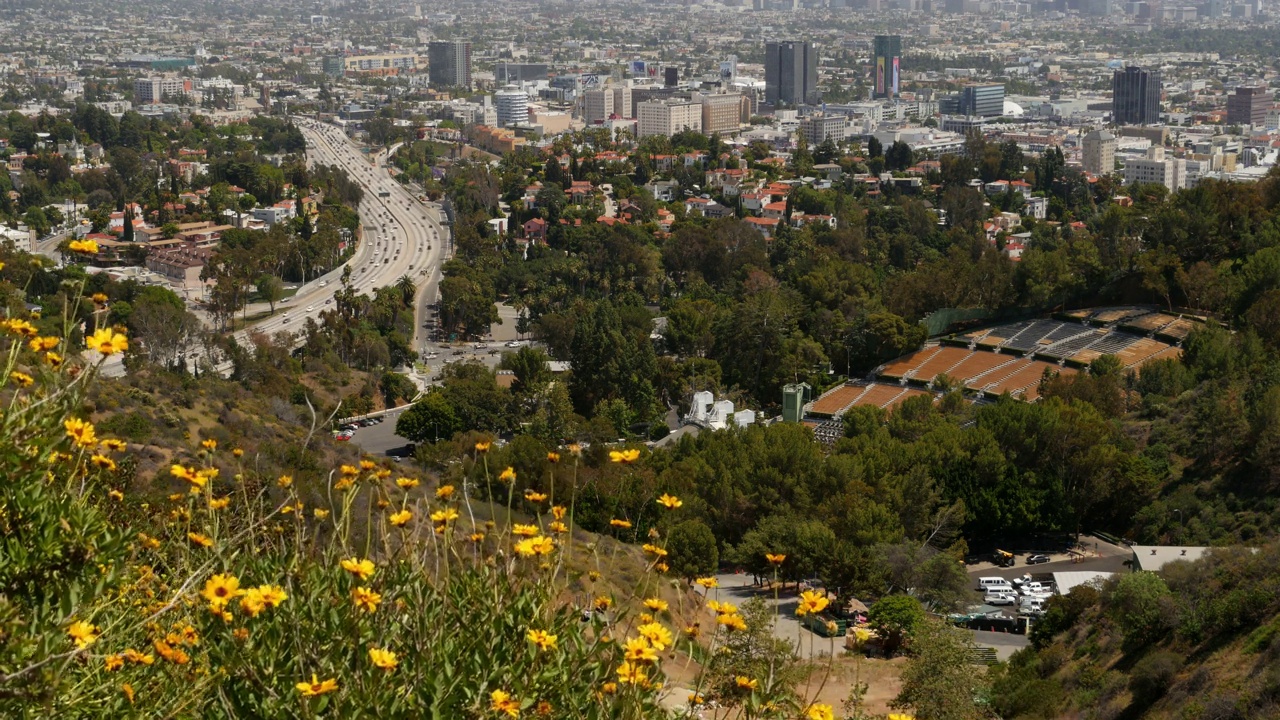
xmin=96 ymin=119 xmax=449 ymax=379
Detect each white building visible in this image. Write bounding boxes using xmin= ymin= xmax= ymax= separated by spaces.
xmin=134 ymin=77 xmax=190 ymax=104
xmin=799 ymin=113 xmax=848 ymax=146
xmin=612 ymin=85 xmax=633 ymax=119
xmin=0 ymin=224 xmax=34 ymax=252
xmin=1123 ymin=145 xmax=1186 ymax=191
xmin=1081 ymin=129 xmax=1116 ymax=176
xmin=582 ymin=89 xmax=612 ymax=124
xmin=637 ymin=99 xmax=702 ymax=138
xmin=495 ymin=86 xmax=528 ymax=128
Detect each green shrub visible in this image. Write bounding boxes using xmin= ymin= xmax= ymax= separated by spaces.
xmin=1129 ymin=650 xmax=1183 ymax=707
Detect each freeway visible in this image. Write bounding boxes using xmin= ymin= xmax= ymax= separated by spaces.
xmin=96 ymin=120 xmax=449 ymax=378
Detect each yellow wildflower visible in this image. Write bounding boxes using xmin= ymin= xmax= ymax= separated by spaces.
xmin=9 ymin=371 xmax=33 ymax=387
xmin=389 ymin=510 xmax=412 ymax=526
xmin=623 ymin=636 xmax=658 ymax=663
xmin=69 ymin=239 xmax=99 ymax=253
xmin=397 ymin=477 xmax=420 ymax=489
xmin=546 ymin=451 xmax=560 ymax=463
xmin=616 ymin=661 xmax=648 ymax=685
xmin=807 ymin=704 xmax=836 ymax=720
xmin=277 ymin=475 xmax=293 ymax=487
xmin=526 ymin=629 xmax=558 ymax=651
xmin=490 ymin=690 xmax=520 ymax=718
xmin=295 ymin=675 xmax=338 ymax=697
xmin=100 ymin=438 xmax=126 ymax=452
xmin=609 ymin=518 xmax=632 ymax=529
xmin=513 ymin=523 xmax=539 ymax=537
xmin=86 ymin=328 xmax=128 ymax=356
xmin=796 ymin=589 xmax=830 ymax=617
xmin=475 ymin=441 xmax=491 ymax=453
xmin=429 ymin=508 xmax=459 ymax=524
xmin=524 ymin=490 xmax=547 ymax=503
xmin=656 ymin=493 xmax=682 ymax=509
xmin=201 ymin=438 xmax=217 ymax=451
xmin=187 ymin=532 xmax=213 ymax=548
xmin=369 ymin=647 xmax=398 ymax=670
xmin=637 ymin=622 xmax=673 ymax=650
xmin=433 ymin=483 xmax=453 ymax=497
xmin=352 ymin=586 xmax=381 ymax=613
xmin=341 ymin=558 xmax=376 ymax=580
xmin=67 ymin=621 xmax=98 ymax=649
xmin=64 ymin=418 xmax=97 ymax=448
xmin=201 ymin=574 xmax=243 ymax=608
xmin=695 ymin=577 xmax=719 ymax=589
xmin=609 ymin=448 xmax=641 ymax=463
xmin=736 ymin=676 xmax=758 ymax=690
xmin=643 ymin=598 xmax=668 ymax=613
xmin=498 ymin=466 xmax=516 ymax=483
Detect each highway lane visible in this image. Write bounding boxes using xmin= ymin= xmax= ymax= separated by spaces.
xmin=96 ymin=120 xmax=449 ymax=377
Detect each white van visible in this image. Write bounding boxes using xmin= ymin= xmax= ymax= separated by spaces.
xmin=1021 ymin=597 xmax=1047 ymax=614
xmin=979 ymin=577 xmax=1014 ymax=592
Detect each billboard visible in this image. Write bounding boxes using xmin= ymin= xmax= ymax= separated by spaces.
xmin=875 ymin=57 xmax=885 ymax=96
xmin=719 ymin=58 xmax=736 ymax=82
xmin=891 ymin=57 xmax=900 ymax=95
xmin=630 ymin=60 xmax=647 ymax=76
xmin=580 ymin=74 xmax=603 ymax=88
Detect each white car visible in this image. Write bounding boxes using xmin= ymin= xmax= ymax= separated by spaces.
xmin=984 ymin=593 xmax=1019 ymax=606
xmin=305 ymin=306 xmax=314 ymax=312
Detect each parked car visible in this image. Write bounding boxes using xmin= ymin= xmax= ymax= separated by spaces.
xmin=984 ymin=592 xmax=1019 ymax=606
xmin=1025 ymin=554 xmax=1051 ymax=565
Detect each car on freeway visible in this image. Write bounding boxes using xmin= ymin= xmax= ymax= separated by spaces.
xmin=1025 ymin=554 xmax=1051 ymax=565
xmin=305 ymin=306 xmax=314 ymax=313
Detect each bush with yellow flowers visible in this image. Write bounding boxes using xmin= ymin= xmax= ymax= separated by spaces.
xmin=0 ymin=296 xmax=843 ymax=719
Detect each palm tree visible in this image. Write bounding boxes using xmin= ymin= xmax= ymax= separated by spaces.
xmin=395 ymin=274 xmax=417 ymax=307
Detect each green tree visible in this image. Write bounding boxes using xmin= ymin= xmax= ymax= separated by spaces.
xmin=1108 ymin=571 xmax=1173 ymax=646
xmin=256 ymin=275 xmax=284 ymax=313
xmin=395 ymin=391 xmax=462 ymax=444
xmin=665 ymin=519 xmax=718 ymax=581
xmin=868 ymin=595 xmax=925 ymax=658
xmin=892 ymin=618 xmax=991 ymax=720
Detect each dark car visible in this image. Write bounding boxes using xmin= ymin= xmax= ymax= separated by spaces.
xmin=1026 ymin=554 xmax=1051 ymax=565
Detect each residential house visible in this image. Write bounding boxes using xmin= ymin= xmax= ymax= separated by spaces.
xmin=761 ymin=201 xmax=788 ymax=220
xmin=744 ymin=216 xmax=780 ymax=238
xmin=566 ymin=180 xmax=595 ymax=204
xmin=145 ymin=244 xmax=216 ymax=292
xmin=523 ymin=218 xmax=547 ymax=244
xmin=791 ymin=213 xmax=837 ymax=229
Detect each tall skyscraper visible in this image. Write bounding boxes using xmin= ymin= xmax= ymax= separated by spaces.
xmin=957 ymin=83 xmax=1005 ymax=117
xmin=428 ymin=41 xmax=472 ymax=89
xmin=764 ymin=41 xmax=818 ymax=107
xmin=872 ymin=35 xmax=901 ymax=100
xmin=1112 ymin=66 xmax=1162 ymax=126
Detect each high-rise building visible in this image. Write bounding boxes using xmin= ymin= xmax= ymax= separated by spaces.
xmin=612 ymin=85 xmax=633 ymax=119
xmin=1112 ymin=66 xmax=1162 ymax=126
xmin=321 ymin=56 xmax=344 ymax=78
xmin=428 ymin=41 xmax=472 ymax=89
xmin=957 ymin=83 xmax=1005 ymax=117
xmin=799 ymin=114 xmax=848 ymax=145
xmin=134 ymin=77 xmax=191 ymax=104
xmin=699 ymin=93 xmax=745 ymax=135
xmin=1081 ymin=129 xmax=1117 ymax=175
xmin=1124 ymin=145 xmax=1185 ymax=191
xmin=1226 ymin=85 xmax=1269 ymax=127
xmin=872 ymin=35 xmax=902 ymax=99
xmin=637 ymin=99 xmax=702 ymax=138
xmin=764 ymin=41 xmax=818 ymax=107
xmin=582 ymin=88 xmax=614 ymax=124
xmin=495 ymin=86 xmax=528 ymax=128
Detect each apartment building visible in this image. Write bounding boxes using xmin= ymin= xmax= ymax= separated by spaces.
xmin=699 ymin=93 xmax=745 ymax=135
xmin=637 ymin=99 xmax=702 ymax=138
xmin=1123 ymin=146 xmax=1186 ymax=191
xmin=343 ymin=54 xmax=417 ymax=77
xmin=428 ymin=41 xmax=472 ymax=88
xmin=583 ymin=88 xmax=614 ymax=124
xmin=799 ymin=113 xmax=847 ymax=145
xmin=134 ymin=76 xmax=192 ymax=104
xmin=1081 ymin=129 xmax=1116 ymax=176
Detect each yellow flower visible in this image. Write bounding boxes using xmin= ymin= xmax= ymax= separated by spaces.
xmin=609 ymin=448 xmax=641 ymax=463
xmin=340 ymin=464 xmax=359 ymax=476
xmin=567 ymin=443 xmax=582 ymax=456
xmin=643 ymin=598 xmax=668 ymax=613
xmin=256 ymin=585 xmax=288 ymax=608
xmin=187 ymin=532 xmax=213 ymax=548
xmin=209 ymin=496 xmax=230 ymax=510
xmin=64 ymin=418 xmax=97 ymax=448
xmin=512 ymin=523 xmax=539 ymax=537
xmin=616 ymin=661 xmax=648 ymax=685
xmin=137 ymin=533 xmax=161 ymax=550
xmin=4 ymin=319 xmax=38 ymax=338
xmin=341 ymin=558 xmax=376 ymax=580
xmin=154 ymin=639 xmax=190 ymax=664
xmin=375 ymin=468 xmax=391 ymax=480
xmin=100 ymin=438 xmax=127 ymax=452
xmin=122 ymin=648 xmax=154 ymax=665
xmin=498 ymin=466 xmax=516 ymax=483
xmin=526 ymin=629 xmax=558 ymax=651
xmin=735 ymin=676 xmax=758 ymax=690
xmin=352 ymin=586 xmax=382 ymax=613
xmin=637 ymin=622 xmax=673 ymax=650
xmin=601 ymin=681 xmax=617 ymax=695
xmin=796 ymin=589 xmax=830 ymax=617
xmin=91 ymin=293 xmax=109 ymax=304
xmin=688 ymin=693 xmax=705 ymax=706
xmin=369 ymin=647 xmax=398 ymax=670
xmin=69 ymin=239 xmax=99 ymax=253
xmin=429 ymin=508 xmax=459 ymax=524
xmin=359 ymin=459 xmax=376 ymax=471
xmin=684 ymin=624 xmax=701 ymax=638
xmin=389 ymin=510 xmax=412 ymax=527
xmin=104 ymin=653 xmax=124 ymax=671
xmin=86 ymin=328 xmax=129 ymax=356
xmin=201 ymin=438 xmax=217 ymax=451
xmin=232 ymin=447 xmax=244 ymax=457
xmin=313 ymin=508 xmax=330 ymax=519
xmin=656 ymin=562 xmax=670 ymax=573
xmin=524 ymin=490 xmax=548 ymax=503
xmin=239 ymin=588 xmax=266 ymax=618
xmin=93 ymin=454 xmax=118 ymax=471
xmin=277 ymin=475 xmax=293 ymax=487
xmin=394 ymin=476 xmax=419 ymax=489
xmin=548 ymin=521 xmax=568 ymax=533
xmin=490 ymin=689 xmax=520 ymax=718
xmin=806 ymin=703 xmax=836 ymax=720
xmin=295 ymin=674 xmax=338 ymax=697
xmin=514 ymin=535 xmax=555 ymax=557
xmin=29 ymin=336 xmax=60 ymax=352
xmin=695 ymin=577 xmax=718 ymax=589
xmin=546 ymin=451 xmax=560 ymax=463
xmin=594 ymin=596 xmax=613 ymax=611
xmin=536 ymin=700 xmax=553 ymax=716
xmin=718 ymin=613 xmax=748 ymax=631
xmin=9 ymin=371 xmax=33 ymax=387
xmin=609 ymin=518 xmax=632 ymax=529
xmin=67 ymin=621 xmax=98 ymax=648
xmin=44 ymin=351 xmax=63 ymax=367
xmin=551 ymin=505 xmax=566 ymax=520
xmin=766 ymin=553 xmax=786 ymax=565
xmin=641 ymin=543 xmax=667 ymax=558
xmin=656 ymin=493 xmax=682 ymax=509
xmin=107 ymin=488 xmax=123 ymax=501
xmin=623 ymin=636 xmax=658 ymax=663
xmin=475 ymin=441 xmax=491 ymax=453
xmin=433 ymin=483 xmax=453 ymax=497
xmin=170 ymin=464 xmax=200 ymax=485
xmin=202 ymin=574 xmax=243 ymax=608
xmin=469 ymin=532 xmax=486 ymax=543
xmin=122 ymin=683 xmax=134 ymax=704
